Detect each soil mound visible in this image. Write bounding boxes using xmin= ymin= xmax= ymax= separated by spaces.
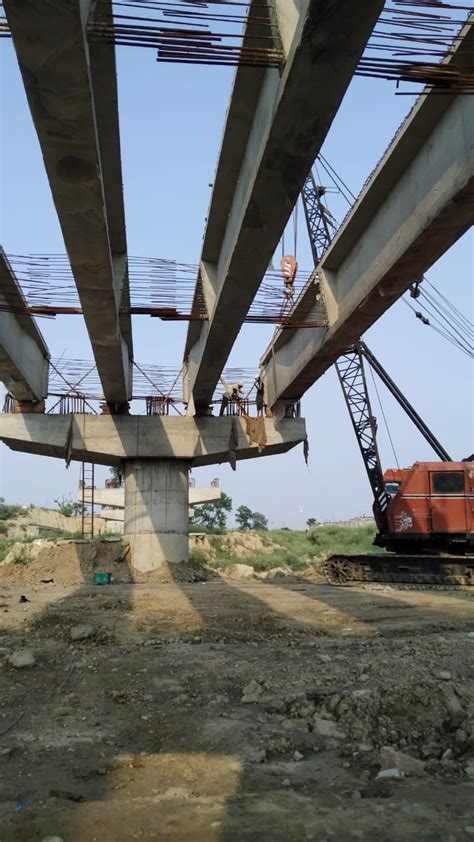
xmin=0 ymin=539 xmax=131 ymax=586
xmin=0 ymin=539 xmax=217 ymax=586
xmin=190 ymin=531 xmax=279 ymax=561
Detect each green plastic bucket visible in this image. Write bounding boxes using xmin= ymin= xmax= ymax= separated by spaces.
xmin=94 ymin=572 xmax=111 ymax=585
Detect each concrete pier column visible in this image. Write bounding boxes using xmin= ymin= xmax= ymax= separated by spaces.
xmin=124 ymin=460 xmax=190 ymax=572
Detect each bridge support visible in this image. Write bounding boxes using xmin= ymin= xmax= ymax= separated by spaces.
xmin=124 ymin=459 xmax=190 ymax=572
xmin=0 ymin=413 xmax=306 ymax=573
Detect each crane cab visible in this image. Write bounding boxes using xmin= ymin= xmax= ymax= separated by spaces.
xmin=377 ymin=462 xmax=474 ymax=553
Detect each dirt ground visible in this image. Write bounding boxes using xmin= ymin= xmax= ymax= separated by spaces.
xmin=0 ymin=561 xmax=473 ymax=841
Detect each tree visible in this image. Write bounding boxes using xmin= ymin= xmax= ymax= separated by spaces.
xmin=251 ymin=511 xmax=268 ymax=531
xmin=235 ymin=505 xmax=253 ymax=531
xmin=55 ymin=496 xmax=82 ymax=518
xmin=236 ymin=505 xmax=268 ymax=531
xmin=306 ymin=517 xmax=318 ymax=529
xmin=109 ymin=465 xmax=124 ymax=487
xmin=190 ymin=492 xmax=232 ymax=532
xmin=0 ymin=497 xmax=22 ymax=521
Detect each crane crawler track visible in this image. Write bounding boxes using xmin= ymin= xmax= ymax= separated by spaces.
xmin=323 ymin=554 xmax=474 ymax=587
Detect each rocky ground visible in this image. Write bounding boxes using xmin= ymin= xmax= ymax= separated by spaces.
xmin=0 ymin=565 xmax=473 ymax=841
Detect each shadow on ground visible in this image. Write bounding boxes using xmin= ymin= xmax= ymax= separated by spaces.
xmin=0 ymin=544 xmax=473 ymax=841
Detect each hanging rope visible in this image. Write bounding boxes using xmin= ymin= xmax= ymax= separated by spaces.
xmin=293 ymin=199 xmax=298 ymax=258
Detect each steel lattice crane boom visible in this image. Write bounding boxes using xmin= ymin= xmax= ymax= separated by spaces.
xmin=300 ymin=167 xmax=473 ymax=586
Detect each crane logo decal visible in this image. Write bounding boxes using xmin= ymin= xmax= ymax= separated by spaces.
xmin=395 ymin=511 xmax=413 ymax=532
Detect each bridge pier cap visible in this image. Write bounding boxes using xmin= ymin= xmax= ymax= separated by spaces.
xmin=0 ymin=413 xmax=306 ymax=571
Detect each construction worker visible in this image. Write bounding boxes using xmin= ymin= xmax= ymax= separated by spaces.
xmin=231 ymin=382 xmax=244 ymax=402
xmin=280 ymin=255 xmax=298 ymax=299
xmin=220 ymin=381 xmax=244 ymax=415
xmin=255 ymin=376 xmax=265 ymax=416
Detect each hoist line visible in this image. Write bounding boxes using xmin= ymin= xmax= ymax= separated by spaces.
xmin=368 ymin=360 xmax=400 ymax=468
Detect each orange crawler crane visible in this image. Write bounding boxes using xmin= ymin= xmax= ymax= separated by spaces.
xmin=382 ymin=462 xmax=474 ymax=554
xmin=301 ymin=168 xmax=472 ymax=585
xmin=324 ymin=342 xmax=473 ymax=586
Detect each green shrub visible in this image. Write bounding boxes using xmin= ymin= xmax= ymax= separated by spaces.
xmin=0 ymin=498 xmax=23 ymax=521
xmin=189 ymin=547 xmax=207 ymax=565
xmin=0 ymin=538 xmax=15 ymax=563
xmin=203 ymin=525 xmax=383 ymax=574
xmin=307 ymin=524 xmax=381 ymax=556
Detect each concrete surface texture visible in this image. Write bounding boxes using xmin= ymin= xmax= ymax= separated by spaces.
xmin=0 ymin=249 xmax=49 ymax=402
xmin=183 ymin=0 xmax=385 ymax=413
xmin=0 ymin=412 xmax=305 ymax=568
xmin=260 ymin=20 xmax=474 ymax=405
xmin=0 ymin=414 xmax=306 ymax=467
xmin=124 ymin=459 xmax=190 ymax=572
xmin=4 ymin=0 xmax=133 ymax=406
xmin=78 ymin=484 xmax=222 ymax=509
xmin=79 ymin=483 xmax=221 ymax=529
xmin=3 ymin=507 xmax=100 ymax=538
xmin=3 ymin=1 xmax=471 ymax=571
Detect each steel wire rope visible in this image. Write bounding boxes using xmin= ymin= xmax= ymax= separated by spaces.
xmin=402 ymin=296 xmax=473 ymax=356
xmin=367 ymin=360 xmax=400 ymax=468
xmin=424 ymin=278 xmax=474 ymax=336
xmin=412 ymin=286 xmax=473 ymax=354
xmin=421 ymin=290 xmax=474 ymax=340
xmin=418 ymin=288 xmax=473 ymax=351
xmin=317 ymin=154 xmax=358 ymax=205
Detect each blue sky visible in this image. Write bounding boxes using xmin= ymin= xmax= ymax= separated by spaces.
xmin=0 ymin=31 xmax=472 ymax=528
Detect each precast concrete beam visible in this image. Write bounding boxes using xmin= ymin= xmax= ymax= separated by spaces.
xmin=5 ymin=0 xmax=133 ymax=406
xmin=184 ymin=0 xmax=384 ymax=412
xmin=98 ymin=507 xmax=126 ymax=523
xmin=78 ymin=486 xmax=125 ymax=508
xmin=78 ymin=485 xmax=221 ymax=508
xmin=261 ymin=21 xmax=474 ymax=405
xmin=0 ymin=414 xmax=306 ymax=467
xmin=0 ymin=248 xmax=49 ymax=401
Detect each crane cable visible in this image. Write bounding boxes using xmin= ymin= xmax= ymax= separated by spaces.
xmin=317 ymin=153 xmax=358 ymax=205
xmin=404 ymin=275 xmax=473 ymax=358
xmin=367 ymin=361 xmax=400 ymax=469
xmin=426 ymin=279 xmax=473 ymax=337
xmin=422 ymin=282 xmax=473 ymax=345
xmin=418 ymin=290 xmax=472 ymax=351
xmin=402 ymin=297 xmax=472 ymax=357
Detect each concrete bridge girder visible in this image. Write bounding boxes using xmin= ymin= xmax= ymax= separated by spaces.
xmin=4 ymin=0 xmax=133 ymax=406
xmin=183 ymin=0 xmax=385 ymax=413
xmin=260 ymin=23 xmax=474 ymax=405
xmin=0 ymin=249 xmax=49 ymax=402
